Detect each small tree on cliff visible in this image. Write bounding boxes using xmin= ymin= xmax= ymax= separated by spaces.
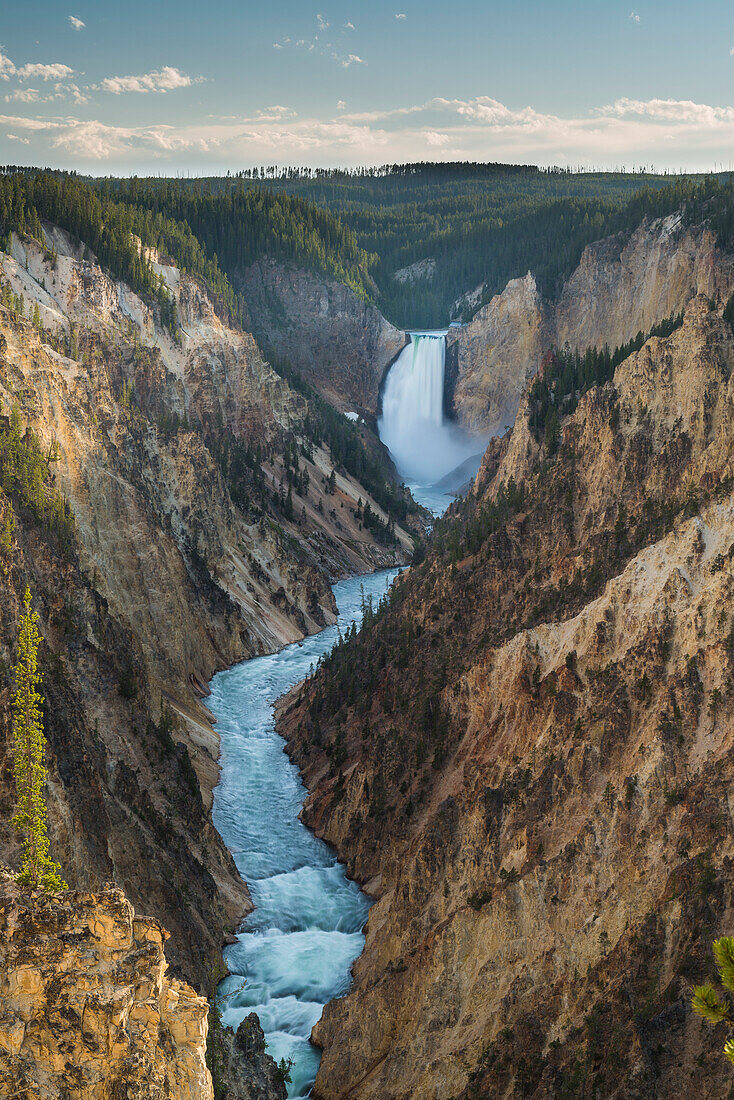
xmin=692 ymin=937 xmax=734 ymax=1064
xmin=11 ymin=585 xmax=66 ymax=893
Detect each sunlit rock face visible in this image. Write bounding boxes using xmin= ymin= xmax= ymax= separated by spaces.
xmin=0 ymin=874 xmax=213 ymax=1100
xmin=447 ymin=216 xmax=734 ymax=439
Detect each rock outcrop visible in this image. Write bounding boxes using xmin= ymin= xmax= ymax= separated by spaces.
xmin=238 ymin=258 xmax=407 ymax=413
xmin=279 ymin=297 xmax=734 ymax=1098
xmin=213 ymin=1013 xmax=287 ymax=1100
xmin=0 ymin=875 xmax=214 ymax=1100
xmin=448 ymin=215 xmax=734 ymax=436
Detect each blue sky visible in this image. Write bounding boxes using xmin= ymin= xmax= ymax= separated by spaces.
xmin=2 ymin=1 xmax=734 ymax=172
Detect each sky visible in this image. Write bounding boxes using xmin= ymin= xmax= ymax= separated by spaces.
xmin=2 ymin=0 xmax=734 ymax=174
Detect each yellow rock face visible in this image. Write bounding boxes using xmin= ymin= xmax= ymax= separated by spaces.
xmin=0 ymin=876 xmax=213 ymax=1100
xmin=447 ymin=216 xmax=734 ymax=437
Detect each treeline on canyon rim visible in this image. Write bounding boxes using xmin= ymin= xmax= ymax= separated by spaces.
xmin=199 ymin=163 xmax=734 ymax=328
xmin=6 ymin=164 xmax=734 ymax=335
xmin=100 ymin=163 xmax=734 ymax=329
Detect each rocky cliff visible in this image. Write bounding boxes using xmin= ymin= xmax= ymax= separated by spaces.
xmin=0 ymin=226 xmax=417 ymax=995
xmin=447 ymin=215 xmax=734 ymax=437
xmin=279 ymin=296 xmax=734 ymax=1098
xmin=0 ymin=874 xmax=214 ymax=1099
xmin=445 ymin=273 xmax=548 ymax=436
xmin=238 ymin=258 xmax=407 ymax=413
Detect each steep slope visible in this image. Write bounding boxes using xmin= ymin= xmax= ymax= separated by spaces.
xmin=447 ymin=215 xmax=734 ymax=437
xmin=239 ymin=258 xmax=406 ymax=414
xmin=444 ymin=273 xmax=548 ymax=436
xmin=279 ymin=296 xmax=734 ymax=1098
xmin=0 ymin=225 xmax=416 ymax=993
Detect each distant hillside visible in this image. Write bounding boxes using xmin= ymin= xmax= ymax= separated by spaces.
xmin=8 ymin=164 xmax=734 ymax=339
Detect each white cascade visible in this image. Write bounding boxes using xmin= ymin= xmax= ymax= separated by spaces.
xmin=378 ymin=331 xmax=482 ymax=489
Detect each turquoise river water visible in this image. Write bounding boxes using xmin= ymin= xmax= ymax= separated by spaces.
xmin=211 ymin=568 xmax=401 ymax=1098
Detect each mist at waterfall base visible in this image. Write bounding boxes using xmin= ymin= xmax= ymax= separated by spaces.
xmin=212 ymin=570 xmax=398 ymax=1099
xmin=378 ymin=332 xmax=486 ymax=502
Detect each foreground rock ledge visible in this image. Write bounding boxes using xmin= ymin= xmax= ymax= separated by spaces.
xmin=0 ymin=872 xmax=212 ymax=1100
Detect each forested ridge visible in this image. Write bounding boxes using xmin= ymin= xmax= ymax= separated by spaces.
xmin=97 ymin=163 xmax=734 ymax=328
xmin=0 ymin=166 xmax=374 ymax=330
xmin=0 ymin=166 xmax=414 ymax=536
xmin=0 ymin=167 xmax=241 ymax=331
xmin=251 ymin=167 xmax=734 ymax=326
xmin=100 ymin=176 xmax=376 ymax=302
xmin=5 ymin=163 xmax=734 ymax=337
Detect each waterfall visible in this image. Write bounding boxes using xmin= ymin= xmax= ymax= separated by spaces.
xmin=378 ymin=331 xmax=483 ymax=488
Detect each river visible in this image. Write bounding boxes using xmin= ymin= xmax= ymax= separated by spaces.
xmin=211 ymin=333 xmax=458 ymax=1098
xmin=211 ymin=567 xmax=401 ymax=1098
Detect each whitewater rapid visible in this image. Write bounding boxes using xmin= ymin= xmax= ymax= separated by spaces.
xmin=379 ymin=330 xmax=483 ymax=487
xmin=211 ymin=570 xmax=399 ymax=1099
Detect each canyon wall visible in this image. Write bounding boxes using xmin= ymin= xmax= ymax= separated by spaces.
xmin=445 ymin=273 xmax=549 ymax=436
xmin=447 ymin=215 xmax=734 ymax=436
xmin=0 ymin=228 xmax=416 ymax=993
xmin=239 ymin=257 xmax=407 ymax=413
xmin=280 ymin=297 xmax=734 ymax=1098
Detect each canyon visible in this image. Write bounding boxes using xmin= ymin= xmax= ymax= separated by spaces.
xmin=3 ymin=177 xmax=734 ymax=1100
xmin=0 ymin=223 xmax=417 ymax=1009
xmin=279 ymin=290 xmax=734 ymax=1098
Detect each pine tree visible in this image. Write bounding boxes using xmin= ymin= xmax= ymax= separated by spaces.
xmin=692 ymin=937 xmax=734 ymax=1064
xmin=0 ymin=503 xmax=14 ymax=560
xmin=11 ymin=586 xmax=66 ymax=894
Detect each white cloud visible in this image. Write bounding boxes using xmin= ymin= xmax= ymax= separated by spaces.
xmin=63 ymin=81 xmax=88 ymax=104
xmin=257 ymin=104 xmax=296 ymax=120
xmin=337 ymin=99 xmax=346 ymax=110
xmin=68 ymin=15 xmax=85 ymax=30
xmin=6 ymin=133 xmax=30 ymax=144
xmin=599 ymin=96 xmax=734 ymax=124
xmin=5 ymin=93 xmax=734 ymax=171
xmin=5 ymin=88 xmax=43 ymax=103
xmin=0 ymin=53 xmax=17 ymax=80
xmin=629 ymin=11 xmax=640 ymax=22
xmin=18 ymin=62 xmax=75 ymax=81
xmin=344 ymin=21 xmax=355 ymax=30
xmin=341 ymin=54 xmax=366 ymax=68
xmin=317 ymin=13 xmax=330 ymax=30
xmin=99 ymin=66 xmax=194 ymax=94
xmin=395 ymin=12 xmax=407 ymax=19
xmin=4 ymin=80 xmax=88 ymax=105
xmin=425 ymin=130 xmax=450 ymax=146
xmin=273 ymin=42 xmax=283 ymax=49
